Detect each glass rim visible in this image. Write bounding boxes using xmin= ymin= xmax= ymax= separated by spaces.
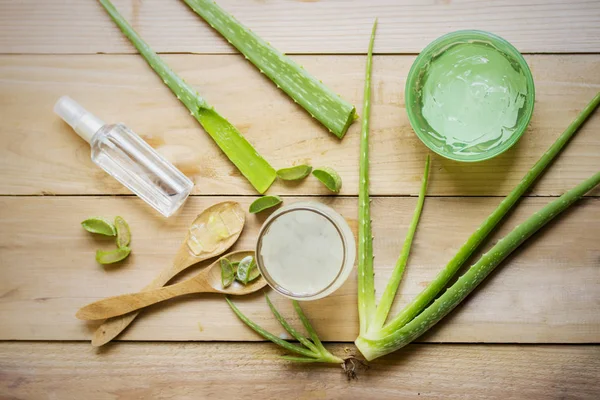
xmin=255 ymin=203 xmax=349 ymax=300
xmin=405 ymin=30 xmax=536 ymax=162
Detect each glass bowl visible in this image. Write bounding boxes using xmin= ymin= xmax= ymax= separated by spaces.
xmin=405 ymin=30 xmax=535 ymax=162
xmin=255 ymin=201 xmax=355 ymax=301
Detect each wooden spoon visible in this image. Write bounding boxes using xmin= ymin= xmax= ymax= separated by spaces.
xmin=77 ymin=250 xmax=265 ymax=320
xmin=91 ymin=201 xmax=245 ymax=346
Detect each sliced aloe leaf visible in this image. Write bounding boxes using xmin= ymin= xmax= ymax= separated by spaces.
xmin=96 ymin=247 xmax=131 ymax=265
xmin=249 ymin=195 xmax=282 ymax=214
xmin=81 ymin=217 xmax=116 ymax=236
xmin=312 ymin=167 xmax=342 ymax=193
xmin=220 ymin=258 xmax=235 ymax=288
xmin=276 ymin=165 xmax=312 ymax=181
xmin=236 ymin=255 xmax=259 ymax=284
xmin=114 ymin=216 xmax=131 ymax=248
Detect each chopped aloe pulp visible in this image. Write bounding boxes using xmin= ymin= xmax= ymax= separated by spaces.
xmin=96 ymin=247 xmax=131 ymax=265
xmin=276 ymin=165 xmax=312 ymax=181
xmin=81 ymin=217 xmax=116 ymax=236
xmin=114 ymin=216 xmax=131 ymax=248
xmin=249 ymin=196 xmax=282 ymax=214
xmin=312 ymin=167 xmax=342 ymax=193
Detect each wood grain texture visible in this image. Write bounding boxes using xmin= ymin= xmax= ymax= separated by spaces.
xmin=1 ymin=0 xmax=600 ymax=54
xmin=0 ymin=342 xmax=599 ymax=400
xmin=1 ymin=196 xmax=598 ymax=342
xmin=0 ymin=54 xmax=598 ymax=196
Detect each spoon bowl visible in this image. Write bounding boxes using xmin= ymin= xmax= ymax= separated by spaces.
xmin=91 ymin=201 xmax=245 ymax=346
xmin=76 ymin=250 xmax=266 ymax=321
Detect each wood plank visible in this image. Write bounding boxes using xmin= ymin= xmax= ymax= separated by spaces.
xmin=1 ymin=0 xmax=599 ymax=54
xmin=0 ymin=54 xmax=598 ymax=197
xmin=0 ymin=342 xmax=598 ymax=399
xmin=1 ymin=196 xmax=598 ymax=342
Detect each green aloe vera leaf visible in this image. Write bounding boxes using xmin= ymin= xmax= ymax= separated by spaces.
xmin=357 ymin=20 xmax=377 ymax=335
xmin=265 ymin=294 xmax=319 ymax=353
xmin=81 ymin=217 xmax=116 ymax=236
xmin=369 ymin=155 xmax=430 ymax=332
xmin=249 ymin=195 xmax=283 ymax=214
xmin=99 ymin=0 xmax=276 ymax=194
xmin=276 ymin=165 xmax=312 ymax=181
xmin=382 ymin=91 xmax=600 ymax=334
xmin=95 ymin=247 xmax=131 ymax=265
xmin=235 ymin=255 xmax=258 ymax=284
xmin=114 ymin=216 xmax=131 ymax=249
xmin=183 ymin=0 xmax=357 ymax=139
xmin=312 ymin=167 xmax=342 ymax=193
xmin=220 ymin=258 xmax=235 ymax=288
xmin=225 ymin=297 xmax=316 ymax=358
xmin=356 ymin=171 xmax=600 ymax=361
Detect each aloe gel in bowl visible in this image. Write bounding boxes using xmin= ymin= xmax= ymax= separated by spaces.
xmin=406 ymin=31 xmax=535 ymax=162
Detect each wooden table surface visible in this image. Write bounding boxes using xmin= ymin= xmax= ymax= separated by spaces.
xmin=1 ymin=1 xmax=599 ymax=399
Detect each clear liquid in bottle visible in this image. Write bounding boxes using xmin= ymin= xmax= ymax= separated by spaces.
xmin=54 ymin=96 xmax=194 ymax=217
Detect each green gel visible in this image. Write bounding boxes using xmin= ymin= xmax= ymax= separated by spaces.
xmin=420 ymin=42 xmax=528 ymax=155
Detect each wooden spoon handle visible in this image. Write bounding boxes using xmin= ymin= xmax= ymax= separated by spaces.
xmin=91 ymin=253 xmax=204 ymax=346
xmin=77 ymin=279 xmax=206 ymax=321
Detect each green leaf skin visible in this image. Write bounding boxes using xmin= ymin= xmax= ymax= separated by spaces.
xmin=312 ymin=167 xmax=342 ymax=193
xmin=368 ymin=155 xmax=430 ymax=333
xmin=95 ymin=247 xmax=131 ymax=265
xmin=356 ymin=171 xmax=600 ymax=361
xmin=225 ymin=297 xmax=315 ymax=358
xmin=183 ymin=0 xmax=357 ymax=139
xmin=357 ymin=20 xmax=378 ymax=336
xmin=81 ymin=217 xmax=116 ymax=236
xmin=382 ymin=91 xmax=600 ymax=334
xmin=249 ymin=195 xmax=283 ymax=214
xmin=276 ymin=165 xmax=312 ymax=181
xmin=99 ymin=0 xmax=276 ymax=194
xmin=265 ymin=295 xmax=319 ymax=354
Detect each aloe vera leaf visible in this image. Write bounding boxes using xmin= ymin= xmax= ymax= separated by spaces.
xmin=220 ymin=258 xmax=235 ymax=288
xmin=183 ymin=0 xmax=357 ymax=138
xmin=280 ymin=356 xmax=322 ymax=363
xmin=81 ymin=217 xmax=116 ymax=236
xmin=357 ymin=20 xmax=378 ymax=335
xmin=276 ymin=165 xmax=312 ymax=181
xmin=356 ymin=171 xmax=600 ymax=361
xmin=235 ymin=255 xmax=255 ymax=284
xmin=99 ymin=0 xmax=276 ymax=194
xmin=114 ymin=216 xmax=131 ymax=248
xmin=369 ymin=155 xmax=430 ymax=332
xmin=95 ymin=247 xmax=131 ymax=265
xmin=312 ymin=167 xmax=342 ymax=193
xmin=382 ymin=91 xmax=600 ymax=334
xmin=225 ymin=297 xmax=315 ymax=358
xmin=265 ymin=295 xmax=319 ymax=353
xmin=292 ymin=301 xmax=343 ymax=364
xmin=249 ymin=195 xmax=282 ymax=214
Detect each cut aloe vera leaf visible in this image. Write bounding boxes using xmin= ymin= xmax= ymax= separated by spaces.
xmin=114 ymin=216 xmax=131 ymax=249
xmin=99 ymin=0 xmax=276 ymax=194
xmin=81 ymin=217 xmax=116 ymax=236
xmin=312 ymin=167 xmax=342 ymax=193
xmin=249 ymin=195 xmax=283 ymax=214
xmin=220 ymin=258 xmax=235 ymax=288
xmin=276 ymin=165 xmax=312 ymax=181
xmin=96 ymin=247 xmax=131 ymax=265
xmin=183 ymin=0 xmax=357 ymax=139
xmin=236 ymin=255 xmax=259 ymax=284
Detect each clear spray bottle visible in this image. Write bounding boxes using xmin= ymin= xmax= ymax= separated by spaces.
xmin=54 ymin=96 xmax=193 ymax=217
